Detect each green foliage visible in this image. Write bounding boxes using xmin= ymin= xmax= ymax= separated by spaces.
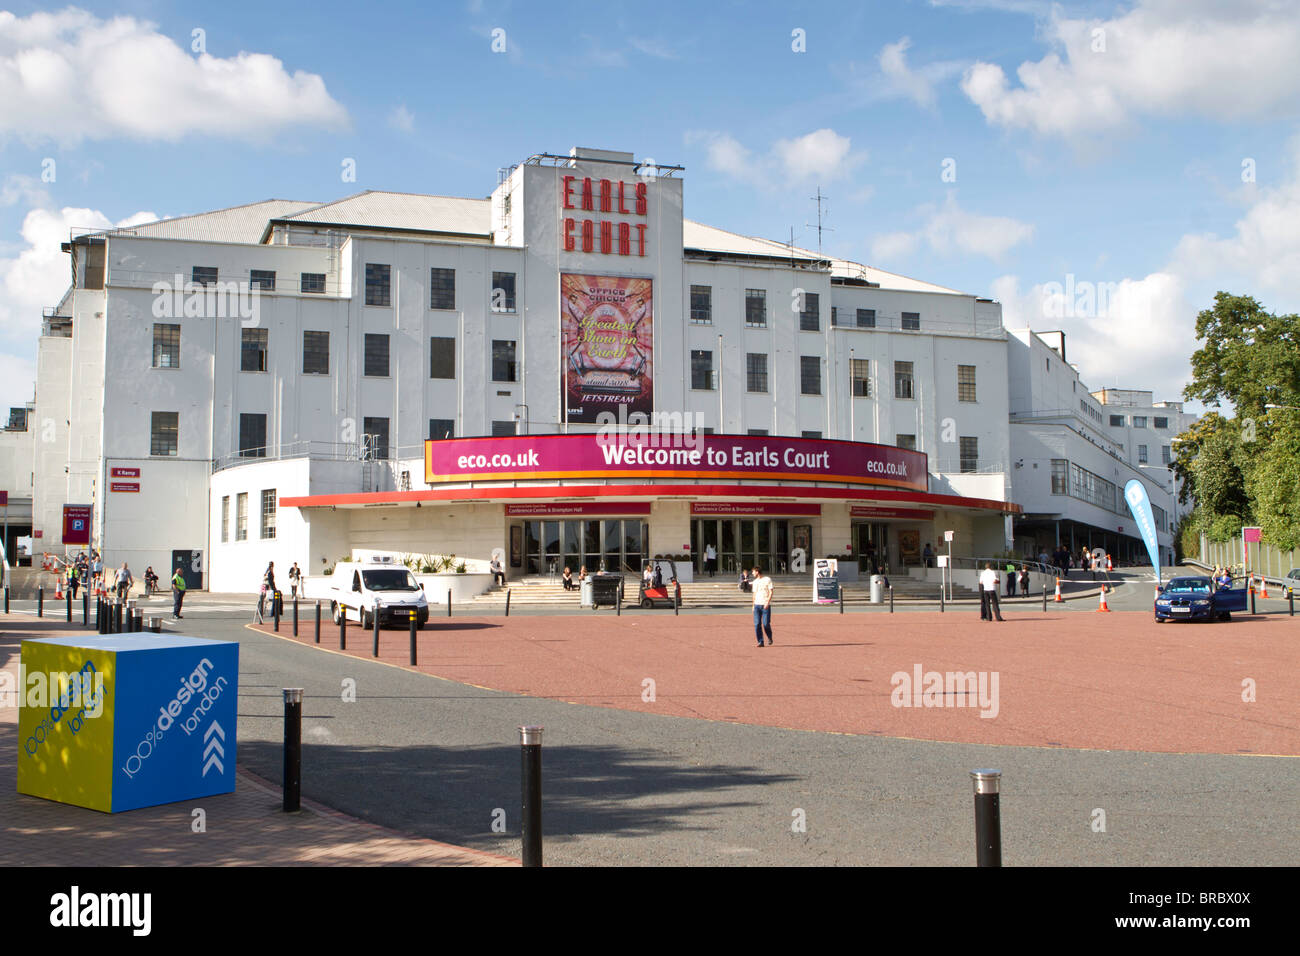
xmin=1247 ymin=422 xmax=1300 ymax=552
xmin=1184 ymin=292 xmax=1300 ymax=416
xmin=1207 ymin=512 xmax=1244 ymax=543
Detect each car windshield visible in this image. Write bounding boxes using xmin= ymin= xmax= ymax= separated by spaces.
xmin=1165 ymin=578 xmax=1211 ymax=593
xmin=361 ymin=569 xmax=419 ymax=591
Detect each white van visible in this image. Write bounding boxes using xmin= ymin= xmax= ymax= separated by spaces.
xmin=330 ymin=559 xmax=429 ymax=628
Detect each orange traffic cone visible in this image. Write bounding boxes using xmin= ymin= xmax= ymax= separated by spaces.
xmin=1106 ymin=554 xmax=1113 ymax=571
xmin=1096 ymin=587 xmax=1110 ymax=612
xmin=1259 ymin=575 xmax=1269 ymax=599
xmin=1054 ymin=577 xmax=1064 ymax=602
xmin=54 ymin=580 xmax=63 ymax=600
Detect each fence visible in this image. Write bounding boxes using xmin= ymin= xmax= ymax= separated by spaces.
xmin=1200 ymin=535 xmax=1299 ymax=580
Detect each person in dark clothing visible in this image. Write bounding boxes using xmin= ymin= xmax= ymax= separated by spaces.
xmin=1019 ymin=565 xmax=1030 ymax=596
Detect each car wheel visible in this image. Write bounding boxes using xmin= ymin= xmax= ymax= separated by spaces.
xmin=331 ymin=602 xmax=341 ymax=624
xmin=641 ymin=598 xmax=651 ymax=608
xmin=1220 ymin=612 xmax=1230 ymax=622
xmin=362 ymin=609 xmax=371 ymax=629
xmin=1155 ymin=614 xmax=1164 ymax=623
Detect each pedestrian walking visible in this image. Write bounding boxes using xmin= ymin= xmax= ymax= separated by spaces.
xmin=171 ymin=566 xmax=187 ymax=618
xmin=979 ymin=563 xmax=1004 ymax=622
xmin=751 ymin=565 xmax=774 ymax=646
xmin=1005 ymin=564 xmax=1016 ymax=598
xmin=1018 ymin=565 xmax=1030 ymax=597
xmin=114 ymin=563 xmax=134 ymax=603
xmin=257 ymin=561 xmax=276 ymax=622
xmin=68 ymin=564 xmax=80 ymax=600
xmin=91 ymin=554 xmax=103 ymax=593
xmin=705 ymin=543 xmax=717 ymax=578
xmin=288 ymin=562 xmax=302 ymax=598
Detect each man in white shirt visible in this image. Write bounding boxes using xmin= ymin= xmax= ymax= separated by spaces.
xmin=751 ymin=566 xmax=774 ymax=646
xmin=705 ymin=543 xmax=717 ymax=578
xmin=979 ymin=563 xmax=1004 ymax=622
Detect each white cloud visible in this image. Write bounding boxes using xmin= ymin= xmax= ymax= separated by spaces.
xmin=961 ymin=0 xmax=1300 ymax=141
xmin=877 ymin=37 xmax=962 ymax=109
xmin=388 ymin=105 xmax=415 ymax=133
xmin=0 ymin=8 xmax=349 ymax=145
xmin=1 ymin=174 xmax=49 ymax=208
xmin=872 ymin=193 xmax=1034 ymax=262
xmin=688 ymin=128 xmax=866 ymax=190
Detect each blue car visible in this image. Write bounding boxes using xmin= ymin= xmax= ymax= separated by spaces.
xmin=1154 ymin=576 xmax=1248 ymax=623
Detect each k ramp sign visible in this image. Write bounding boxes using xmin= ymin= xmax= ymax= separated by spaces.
xmin=17 ymin=635 xmax=238 ymax=813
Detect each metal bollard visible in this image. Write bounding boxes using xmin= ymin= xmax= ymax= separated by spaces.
xmin=505 ymin=588 xmax=511 ymax=617
xmin=616 ymin=583 xmax=622 ymax=616
xmin=283 ymin=689 xmax=303 ymax=812
xmin=114 ymin=601 xmax=123 ymax=634
xmin=4 ymin=586 xmax=8 ymax=614
xmin=1250 ymin=585 xmax=1256 ymax=615
xmin=38 ymin=586 xmax=43 ymax=618
xmin=339 ymin=608 xmax=347 ymax=650
xmin=940 ymin=586 xmax=945 ymax=613
xmin=293 ymin=598 xmax=299 ymax=637
xmin=889 ymin=585 xmax=894 ymax=613
xmin=674 ymin=583 xmax=680 ymax=616
xmin=83 ymin=591 xmax=89 ymax=627
xmin=66 ymin=589 xmax=72 ymax=623
xmin=971 ymin=769 xmax=1002 ymax=867
xmin=314 ymin=601 xmax=321 ymax=644
xmin=839 ymin=587 xmax=844 ymax=614
xmin=273 ymin=592 xmax=281 ymax=632
xmin=520 ymin=725 xmax=544 ymax=867
xmin=1043 ymin=585 xmax=1048 ymax=612
xmin=372 ymin=603 xmax=381 ymax=657
xmin=409 ymin=610 xmax=418 ymax=666
xmin=447 ymin=590 xmax=452 ymax=617
xmin=1290 ymin=590 xmax=1294 ymax=616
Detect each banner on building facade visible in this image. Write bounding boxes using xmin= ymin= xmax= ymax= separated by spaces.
xmin=426 ymin=433 xmax=928 ymax=491
xmin=561 ymin=273 xmax=653 ymax=424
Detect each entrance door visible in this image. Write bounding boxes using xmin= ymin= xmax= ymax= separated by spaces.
xmin=171 ymin=549 xmax=203 ymax=591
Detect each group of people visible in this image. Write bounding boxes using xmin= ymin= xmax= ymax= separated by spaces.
xmin=1043 ymin=546 xmax=1108 ymax=576
xmin=1212 ymin=567 xmax=1234 ymax=588
xmin=56 ymin=549 xmax=193 ymax=618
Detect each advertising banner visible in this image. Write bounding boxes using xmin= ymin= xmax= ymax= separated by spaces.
xmin=427 ymin=434 xmax=928 ymax=491
xmin=504 ymin=502 xmax=651 ymax=517
xmin=561 ymin=274 xmax=653 ymax=423
xmin=17 ymin=635 xmax=238 ymax=813
xmin=1123 ymin=479 xmax=1162 ymax=581
xmin=813 ymin=557 xmax=839 ymax=604
xmin=62 ymin=504 xmax=92 ymax=545
xmin=691 ymin=502 xmax=821 ymax=516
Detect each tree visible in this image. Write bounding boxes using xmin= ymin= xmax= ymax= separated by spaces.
xmin=1185 ymin=292 xmax=1300 ymax=417
xmin=1248 ymin=419 xmax=1300 ymax=552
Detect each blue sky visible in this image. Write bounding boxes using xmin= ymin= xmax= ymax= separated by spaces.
xmin=3 ymin=0 xmax=1299 ymax=414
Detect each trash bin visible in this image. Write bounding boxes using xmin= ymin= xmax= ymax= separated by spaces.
xmin=591 ymin=574 xmax=622 ymax=608
xmin=580 ymin=579 xmax=594 ymax=608
xmin=870 ymin=574 xmax=884 ymax=604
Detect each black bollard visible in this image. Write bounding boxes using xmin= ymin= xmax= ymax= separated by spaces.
xmin=1250 ymin=584 xmax=1256 ymax=615
xmin=314 ymin=601 xmax=321 ymax=644
xmin=674 ymin=582 xmax=680 ymax=616
xmin=83 ymin=591 xmax=89 ymax=627
xmin=38 ymin=586 xmax=43 ymax=617
xmin=971 ymin=769 xmax=1002 ymax=867
xmin=66 ymin=589 xmax=72 ymax=622
xmin=447 ymin=590 xmax=452 ymax=617
xmin=940 ymin=585 xmax=945 ymax=613
xmin=1290 ymin=589 xmax=1294 ymax=616
xmin=520 ymin=725 xmax=544 ymax=867
xmin=372 ymin=603 xmax=381 ymax=657
xmin=1043 ymin=585 xmax=1048 ymax=612
xmin=505 ymin=588 xmax=511 ymax=617
xmin=339 ymin=607 xmax=347 ymax=650
xmin=114 ymin=601 xmax=123 ymax=634
xmin=889 ymin=585 xmax=894 ymax=614
xmin=293 ymin=597 xmax=299 ymax=637
xmin=409 ymin=610 xmax=418 ymax=666
xmin=839 ymin=586 xmax=844 ymax=614
xmin=4 ymin=585 xmax=8 ymax=614
xmin=283 ymin=689 xmax=303 ymax=812
xmin=273 ymin=592 xmax=281 ymax=632
xmin=616 ymin=582 xmax=622 ymax=616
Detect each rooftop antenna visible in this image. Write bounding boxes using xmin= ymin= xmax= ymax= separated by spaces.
xmin=805 ymin=187 xmax=833 ymax=254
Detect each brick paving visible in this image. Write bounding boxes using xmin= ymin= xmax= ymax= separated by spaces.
xmin=257 ymin=608 xmax=1300 ymax=756
xmin=1 ymin=617 xmax=514 ymax=866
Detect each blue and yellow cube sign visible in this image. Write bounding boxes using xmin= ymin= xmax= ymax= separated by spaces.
xmin=18 ymin=635 xmax=238 ymax=813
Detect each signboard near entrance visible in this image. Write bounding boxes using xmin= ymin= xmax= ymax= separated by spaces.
xmin=505 ymin=502 xmax=651 ymax=516
xmin=692 ymin=502 xmax=821 ymax=516
xmin=62 ymin=504 xmax=92 ymax=545
xmin=850 ymin=506 xmax=934 ymax=520
xmin=813 ymin=558 xmax=839 ymax=604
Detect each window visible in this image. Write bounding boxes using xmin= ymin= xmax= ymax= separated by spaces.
xmin=363 ymin=417 xmax=390 ymax=460
xmin=192 ymin=266 xmax=217 ymax=287
xmin=1138 ymin=444 xmax=1148 ymax=464
xmin=152 ymin=323 xmax=180 ymax=368
xmin=301 ymin=272 xmax=326 ymax=294
xmin=221 ymin=496 xmax=229 ymax=543
xmin=959 ymin=437 xmax=979 ymax=473
xmin=302 ymin=331 xmax=330 ymax=374
xmin=430 ymin=337 xmax=455 ymax=379
xmin=857 ymin=308 xmax=876 ymax=328
xmin=957 ymin=365 xmax=977 ymax=402
xmin=1069 ymin=462 xmax=1118 ymax=512
xmin=802 ymin=430 xmax=822 ymax=439
xmin=901 ymin=311 xmax=920 ymax=331
xmin=746 ymin=353 xmax=768 ymax=393
xmin=745 ymin=289 xmax=766 ymax=327
xmin=430 ymin=268 xmax=456 ymax=310
xmin=747 ymin=429 xmax=768 ymax=436
xmin=492 ymin=271 xmax=516 ymax=312
xmin=236 ymin=492 xmax=248 ymax=541
xmin=150 ymin=412 xmax=178 ymax=456
xmin=260 ymin=489 xmax=276 ymax=540
xmin=364 ymin=333 xmax=390 ymax=377
xmin=849 ymin=359 xmax=871 ymax=397
xmin=800 ymin=356 xmax=821 ymax=395
xmin=250 ymin=269 xmax=276 ymax=291
xmin=896 ymin=434 xmax=916 ymax=451
xmin=365 ymin=263 xmax=391 ymax=307
xmin=894 ymin=361 xmax=914 ymax=399
xmin=241 ymin=328 xmax=268 ymax=372
xmin=830 ymin=307 xmax=839 ymax=326
xmin=429 ymin=418 xmax=454 ymax=440
xmin=799 ymin=292 xmax=820 ymax=331
xmin=1133 ymin=416 xmax=1148 ymax=428
xmin=239 ymin=413 xmax=267 ymax=458
xmin=491 ymin=420 xmax=516 ymax=436
xmin=1050 ymin=459 xmax=1068 ymax=494
xmin=1162 ymin=445 xmax=1171 ymax=465
xmin=691 ymin=350 xmax=713 ymax=390
xmin=1154 ymin=416 xmax=1169 ymax=429
xmin=492 ymin=339 xmax=517 ymax=382
xmin=1110 ymin=415 xmax=1125 ymax=427
xmin=690 ymin=285 xmax=712 ymax=324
